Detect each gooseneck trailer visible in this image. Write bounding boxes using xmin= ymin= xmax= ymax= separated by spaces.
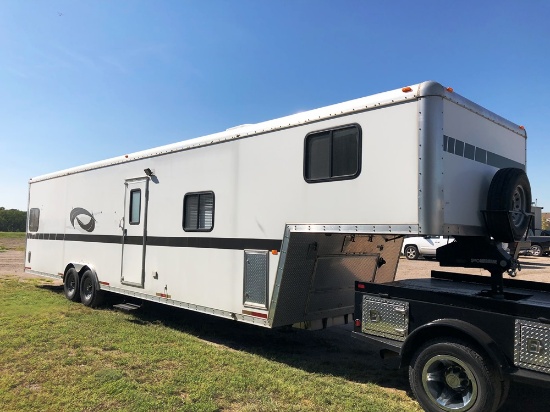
xmin=26 ymin=81 xmax=549 ymax=411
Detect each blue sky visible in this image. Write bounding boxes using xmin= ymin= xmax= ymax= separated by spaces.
xmin=1 ymin=1 xmax=549 ymax=212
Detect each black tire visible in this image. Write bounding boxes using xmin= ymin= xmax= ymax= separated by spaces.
xmin=80 ymin=270 xmax=105 ymax=308
xmin=404 ymin=245 xmax=419 ymax=260
xmin=409 ymin=338 xmax=504 ymax=412
xmin=63 ymin=268 xmax=81 ymax=302
xmin=530 ymin=244 xmax=542 ymax=257
xmin=487 ymin=168 xmax=531 ymax=241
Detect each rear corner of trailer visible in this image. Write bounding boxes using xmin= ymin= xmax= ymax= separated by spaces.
xmin=25 ymin=175 xmax=67 ymax=280
xmin=439 ymin=85 xmax=527 ymax=236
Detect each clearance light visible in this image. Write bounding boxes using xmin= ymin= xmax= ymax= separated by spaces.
xmin=519 ymin=125 xmax=525 ymax=130
xmin=402 ymin=86 xmax=412 ymax=93
xmin=354 ymin=319 xmax=362 ymax=327
xmin=357 ymin=282 xmax=366 ymax=289
xmin=446 ymin=87 xmax=454 ymax=93
xmin=271 ymin=250 xmax=278 ymax=255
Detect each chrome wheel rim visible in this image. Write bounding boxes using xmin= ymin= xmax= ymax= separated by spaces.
xmin=531 ymin=245 xmax=542 ymax=256
xmin=83 ymin=278 xmax=93 ymax=300
xmin=422 ymin=355 xmax=478 ymax=411
xmin=67 ymin=276 xmax=76 ymax=294
xmin=406 ymin=247 xmax=416 ymax=259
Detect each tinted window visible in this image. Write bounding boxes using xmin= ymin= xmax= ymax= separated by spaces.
xmin=183 ymin=192 xmax=214 ymax=232
xmin=304 ymin=124 xmax=361 ymax=182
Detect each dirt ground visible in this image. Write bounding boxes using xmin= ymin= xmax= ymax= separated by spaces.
xmin=396 ymin=253 xmax=550 ymax=282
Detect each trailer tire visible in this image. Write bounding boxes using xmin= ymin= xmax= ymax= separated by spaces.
xmin=63 ymin=268 xmax=81 ymax=302
xmin=404 ymin=245 xmax=419 ymax=260
xmin=80 ymin=270 xmax=105 ymax=308
xmin=409 ymin=338 xmax=503 ymax=412
xmin=486 ymin=168 xmax=531 ymax=241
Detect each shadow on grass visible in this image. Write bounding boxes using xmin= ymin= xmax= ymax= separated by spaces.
xmin=39 ymin=285 xmax=550 ymax=411
xmin=39 ymin=284 xmax=408 ymax=391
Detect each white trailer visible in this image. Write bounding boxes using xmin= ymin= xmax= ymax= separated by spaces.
xmin=25 ymin=81 xmax=528 ymax=330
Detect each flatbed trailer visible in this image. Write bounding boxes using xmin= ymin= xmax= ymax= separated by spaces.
xmin=353 ymin=267 xmax=550 ymax=411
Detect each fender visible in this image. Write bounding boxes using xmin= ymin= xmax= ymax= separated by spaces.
xmin=401 ymin=318 xmax=511 ymax=379
xmin=64 ymin=262 xmax=101 ymax=292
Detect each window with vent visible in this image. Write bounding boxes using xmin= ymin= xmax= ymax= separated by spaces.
xmin=304 ymin=124 xmax=361 ymax=183
xmin=183 ymin=191 xmax=214 ymax=232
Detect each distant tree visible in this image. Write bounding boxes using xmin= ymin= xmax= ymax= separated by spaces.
xmin=0 ymin=208 xmax=27 ymax=232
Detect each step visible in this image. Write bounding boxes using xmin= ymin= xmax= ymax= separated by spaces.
xmin=112 ymin=302 xmax=141 ymax=312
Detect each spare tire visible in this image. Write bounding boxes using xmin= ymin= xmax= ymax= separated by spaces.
xmin=486 ymin=168 xmax=531 ymax=241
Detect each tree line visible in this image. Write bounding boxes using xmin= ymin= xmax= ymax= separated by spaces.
xmin=0 ymin=207 xmax=26 ymax=232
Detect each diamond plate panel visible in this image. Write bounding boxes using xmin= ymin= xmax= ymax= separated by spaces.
xmin=514 ymin=319 xmax=550 ymax=374
xmin=244 ymin=250 xmax=268 ymax=309
xmin=361 ymin=296 xmax=409 ymax=341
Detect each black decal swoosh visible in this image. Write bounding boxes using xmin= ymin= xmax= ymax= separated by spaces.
xmin=70 ymin=208 xmax=96 ymax=232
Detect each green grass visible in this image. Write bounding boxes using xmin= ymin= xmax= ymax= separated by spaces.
xmin=0 ymin=232 xmax=26 ymax=239
xmin=0 ymin=278 xmax=420 ymax=412
xmin=0 ymin=232 xmax=26 ymax=251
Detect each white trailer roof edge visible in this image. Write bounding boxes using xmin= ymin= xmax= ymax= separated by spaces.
xmin=29 ymin=80 xmax=526 ymax=184
xmin=419 ymin=81 xmax=527 ymax=138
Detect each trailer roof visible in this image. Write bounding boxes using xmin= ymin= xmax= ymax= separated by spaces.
xmin=30 ymin=81 xmax=526 ymax=183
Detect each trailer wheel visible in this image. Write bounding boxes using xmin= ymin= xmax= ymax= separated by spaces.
xmin=530 ymin=244 xmax=542 ymax=257
xmin=409 ymin=338 xmax=502 ymax=412
xmin=404 ymin=245 xmax=419 ymax=260
xmin=80 ymin=270 xmax=105 ymax=308
xmin=487 ymin=168 xmax=531 ymax=241
xmin=63 ymin=268 xmax=81 ymax=302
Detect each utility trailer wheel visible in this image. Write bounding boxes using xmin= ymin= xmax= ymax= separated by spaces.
xmin=486 ymin=168 xmax=532 ymax=241
xmin=409 ymin=338 xmax=504 ymax=412
xmin=63 ymin=268 xmax=81 ymax=302
xmin=404 ymin=245 xmax=419 ymax=260
xmin=80 ymin=270 xmax=105 ymax=308
xmin=530 ymin=244 xmax=542 ymax=257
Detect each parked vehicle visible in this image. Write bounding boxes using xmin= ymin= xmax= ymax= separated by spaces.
xmin=27 ymin=81 xmax=547 ymax=411
xmin=527 ymin=229 xmax=550 ymax=256
xmin=401 ymin=236 xmax=453 ymax=260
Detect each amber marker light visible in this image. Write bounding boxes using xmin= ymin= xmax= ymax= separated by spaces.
xmin=446 ymin=87 xmax=454 ymax=93
xmin=271 ymin=250 xmax=278 ymax=255
xmin=402 ymin=86 xmax=412 ymax=93
xmin=519 ymin=126 xmax=525 ymax=130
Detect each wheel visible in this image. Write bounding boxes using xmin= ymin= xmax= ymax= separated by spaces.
xmin=530 ymin=244 xmax=542 ymax=257
xmin=409 ymin=338 xmax=504 ymax=412
xmin=63 ymin=268 xmax=81 ymax=302
xmin=80 ymin=270 xmax=104 ymax=308
xmin=486 ymin=168 xmax=532 ymax=241
xmin=404 ymin=245 xmax=419 ymax=260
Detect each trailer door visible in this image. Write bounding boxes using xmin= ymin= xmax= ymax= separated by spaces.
xmin=121 ymin=177 xmax=149 ymax=287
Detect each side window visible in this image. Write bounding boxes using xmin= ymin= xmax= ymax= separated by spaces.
xmin=129 ymin=189 xmax=141 ymax=224
xmin=28 ymin=208 xmax=40 ymax=232
xmin=183 ymin=191 xmax=214 ymax=232
xmin=304 ymin=124 xmax=361 ymax=182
